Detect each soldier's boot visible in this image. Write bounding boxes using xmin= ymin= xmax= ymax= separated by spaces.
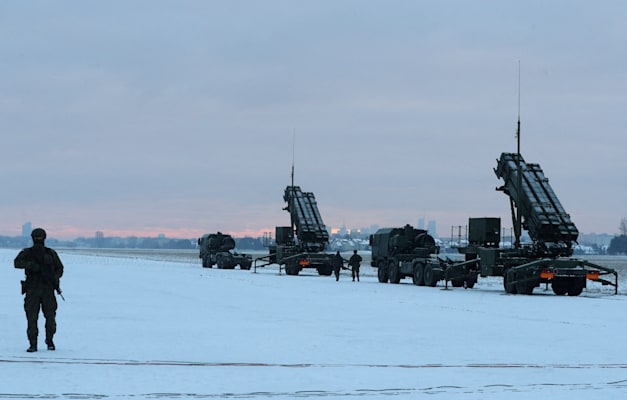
xmin=46 ymin=338 xmax=55 ymax=351
xmin=27 ymin=340 xmax=37 ymax=352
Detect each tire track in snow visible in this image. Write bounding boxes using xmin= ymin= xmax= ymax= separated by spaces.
xmin=2 ymin=356 xmax=627 ymax=370
xmin=1 ymin=381 xmax=627 ymax=399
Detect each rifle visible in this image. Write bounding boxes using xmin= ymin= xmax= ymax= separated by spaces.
xmin=41 ymin=253 xmax=65 ymax=301
xmin=54 ymin=285 xmax=65 ymax=301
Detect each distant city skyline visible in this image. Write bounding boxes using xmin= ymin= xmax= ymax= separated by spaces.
xmin=6 ymin=217 xmax=621 ymax=242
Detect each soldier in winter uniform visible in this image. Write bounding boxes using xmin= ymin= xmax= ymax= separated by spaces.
xmin=14 ymin=228 xmax=64 ymax=352
xmin=349 ymin=250 xmax=362 ymax=282
xmin=332 ymin=251 xmax=345 ymax=282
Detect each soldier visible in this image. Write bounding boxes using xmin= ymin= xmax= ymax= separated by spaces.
xmin=14 ymin=228 xmax=64 ymax=352
xmin=349 ymin=250 xmax=363 ymax=282
xmin=332 ymin=251 xmax=344 ymax=282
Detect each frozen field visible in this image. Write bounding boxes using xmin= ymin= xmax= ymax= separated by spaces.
xmin=1 ymin=248 xmax=626 ymax=399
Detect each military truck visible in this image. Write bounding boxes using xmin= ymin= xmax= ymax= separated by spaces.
xmin=198 ymin=232 xmax=252 ymax=270
xmin=370 ymin=224 xmax=449 ymax=286
xmin=371 ymin=224 xmax=480 ymax=288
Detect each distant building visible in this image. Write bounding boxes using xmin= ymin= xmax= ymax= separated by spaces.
xmin=428 ymin=220 xmax=437 ymax=237
xmin=95 ymin=231 xmax=104 ymax=248
xmin=338 ymin=225 xmax=348 ymax=236
xmin=358 ymin=226 xmax=371 ymax=236
xmin=578 ymin=232 xmax=614 ymax=248
xmin=22 ymin=222 xmax=32 ymax=237
xmin=418 ymin=217 xmax=425 ymax=230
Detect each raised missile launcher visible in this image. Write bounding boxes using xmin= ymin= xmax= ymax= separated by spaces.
xmin=268 ymin=185 xmax=334 ymax=276
xmin=455 ymin=153 xmax=617 ymax=295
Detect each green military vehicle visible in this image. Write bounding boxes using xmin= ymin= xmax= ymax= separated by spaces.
xmin=372 ymin=152 xmax=618 ymax=295
xmin=370 ymin=224 xmax=450 ymax=286
xmin=198 ymin=232 xmax=252 ymax=270
xmin=452 ymin=152 xmax=618 ymax=295
xmin=370 ymin=224 xmax=479 ymax=288
xmin=253 ymin=163 xmax=334 ymax=275
xmin=267 ymin=184 xmax=334 ymax=276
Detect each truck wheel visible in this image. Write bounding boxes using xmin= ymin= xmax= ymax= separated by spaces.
xmin=317 ymin=265 xmax=333 ymax=276
xmin=377 ymin=260 xmax=389 ymax=283
xmin=389 ymin=259 xmax=401 ymax=284
xmin=226 ymin=254 xmax=236 ymax=269
xmin=202 ymin=257 xmax=212 ymax=268
xmin=285 ymin=264 xmax=300 ymax=275
xmin=516 ymin=278 xmax=535 ymax=295
xmin=567 ymin=278 xmax=585 ymax=296
xmin=239 ymin=260 xmax=252 ymax=270
xmin=552 ymin=278 xmax=568 ymax=295
xmin=465 ymin=272 xmax=477 ymax=289
xmin=423 ymin=264 xmax=438 ymax=287
xmin=412 ymin=262 xmax=425 ymax=286
xmin=218 ymin=254 xmax=235 ymax=269
xmin=504 ymin=269 xmax=518 ymax=294
xmin=451 ymin=279 xmax=464 ymax=288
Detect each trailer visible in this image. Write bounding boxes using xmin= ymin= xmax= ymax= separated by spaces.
xmin=452 ymin=153 xmax=618 ymax=295
xmin=490 ymin=153 xmax=615 ymax=294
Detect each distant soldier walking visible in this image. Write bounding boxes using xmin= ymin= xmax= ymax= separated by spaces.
xmin=332 ymin=251 xmax=345 ymax=282
xmin=14 ymin=228 xmax=65 ymax=352
xmin=349 ymin=250 xmax=362 ymax=282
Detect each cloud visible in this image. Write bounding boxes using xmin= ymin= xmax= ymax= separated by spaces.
xmin=1 ymin=1 xmax=626 ymax=238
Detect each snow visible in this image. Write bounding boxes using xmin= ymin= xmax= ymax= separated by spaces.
xmin=1 ymin=248 xmax=626 ymax=399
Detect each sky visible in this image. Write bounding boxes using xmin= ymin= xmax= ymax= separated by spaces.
xmin=1 ymin=248 xmax=626 ymax=398
xmin=1 ymin=1 xmax=626 ymax=240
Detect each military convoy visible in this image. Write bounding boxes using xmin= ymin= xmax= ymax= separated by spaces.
xmin=198 ymin=137 xmax=618 ymax=295
xmin=198 ymin=232 xmax=252 ymax=270
xmin=198 ymin=150 xmax=619 ymax=296
xmin=371 ymin=152 xmax=618 ymax=296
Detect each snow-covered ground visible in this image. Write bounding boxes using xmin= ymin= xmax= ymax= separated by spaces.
xmin=1 ymin=248 xmax=626 ymax=399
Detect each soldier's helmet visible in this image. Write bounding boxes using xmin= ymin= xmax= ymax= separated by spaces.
xmin=31 ymin=228 xmax=47 ymax=240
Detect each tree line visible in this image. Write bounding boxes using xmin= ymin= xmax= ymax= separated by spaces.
xmin=2 ymin=218 xmax=627 ymax=254
xmin=607 ymin=217 xmax=627 ymax=255
xmin=0 ymin=235 xmax=268 ymax=251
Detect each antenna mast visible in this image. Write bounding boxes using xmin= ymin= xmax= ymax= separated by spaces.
xmin=514 ymin=60 xmax=523 ymax=248
xmin=290 ymin=130 xmax=296 ymax=236
xmin=517 ymin=60 xmax=521 ymax=156
xmin=291 ymin=130 xmax=295 ymax=188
